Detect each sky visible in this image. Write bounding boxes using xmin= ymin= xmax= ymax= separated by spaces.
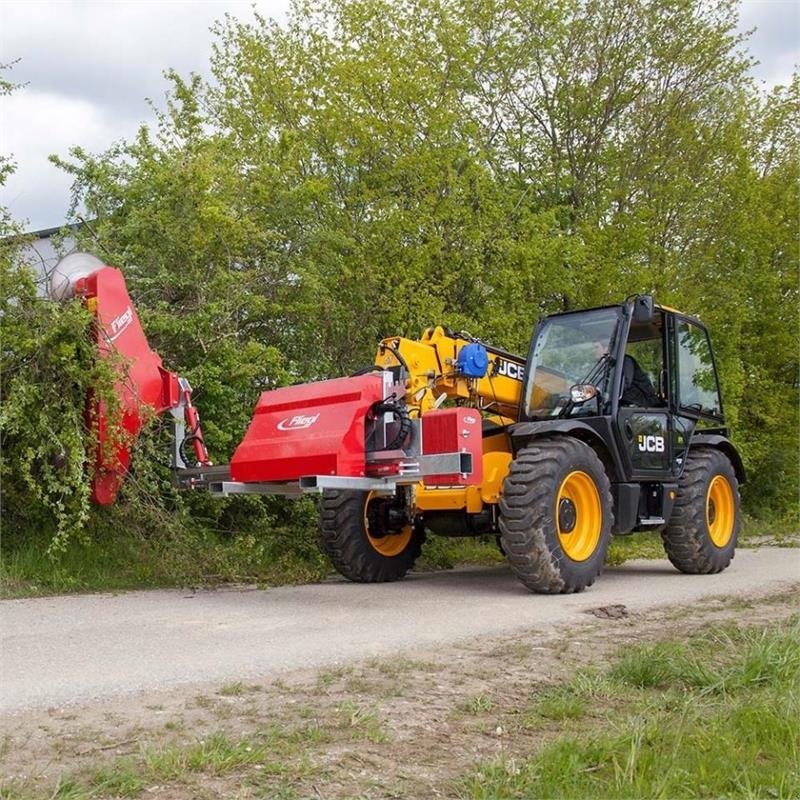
xmin=1 ymin=0 xmax=797 ymax=233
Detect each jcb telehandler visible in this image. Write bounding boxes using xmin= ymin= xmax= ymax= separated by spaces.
xmin=52 ymin=253 xmax=744 ymax=594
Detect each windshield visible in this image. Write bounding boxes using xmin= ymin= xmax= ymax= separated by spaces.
xmin=524 ymin=307 xmax=621 ymax=418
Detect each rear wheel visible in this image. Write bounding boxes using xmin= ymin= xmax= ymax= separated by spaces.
xmin=320 ymin=489 xmax=425 ymax=582
xmin=499 ymin=437 xmax=613 ymax=593
xmin=661 ymin=448 xmax=739 ymax=573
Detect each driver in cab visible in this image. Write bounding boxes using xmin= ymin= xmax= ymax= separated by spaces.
xmin=592 ymin=341 xmax=660 ymax=407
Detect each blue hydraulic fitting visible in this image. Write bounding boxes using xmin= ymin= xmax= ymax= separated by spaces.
xmin=456 ymin=343 xmax=489 ymax=378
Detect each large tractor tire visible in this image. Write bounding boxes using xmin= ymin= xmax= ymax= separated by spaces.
xmin=320 ymin=489 xmax=425 ymax=582
xmin=499 ymin=437 xmax=613 ymax=594
xmin=661 ymin=447 xmax=739 ymax=574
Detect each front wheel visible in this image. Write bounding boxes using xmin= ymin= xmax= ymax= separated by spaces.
xmin=319 ymin=489 xmax=425 ymax=582
xmin=661 ymin=448 xmax=740 ymax=574
xmin=499 ymin=437 xmax=613 ymax=593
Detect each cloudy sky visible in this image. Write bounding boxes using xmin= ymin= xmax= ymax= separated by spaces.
xmin=1 ymin=0 xmax=797 ymax=233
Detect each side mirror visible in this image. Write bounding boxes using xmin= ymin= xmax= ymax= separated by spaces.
xmin=570 ymin=384 xmax=598 ymax=405
xmin=633 ymin=295 xmax=654 ymax=323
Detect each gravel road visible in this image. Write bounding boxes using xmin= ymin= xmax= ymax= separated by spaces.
xmin=1 ymin=547 xmax=798 ymax=713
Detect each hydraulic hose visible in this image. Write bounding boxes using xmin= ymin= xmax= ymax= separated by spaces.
xmin=371 ymin=399 xmax=412 ymax=451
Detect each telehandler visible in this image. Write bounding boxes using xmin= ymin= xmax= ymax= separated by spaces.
xmin=51 ymin=253 xmax=743 ymax=593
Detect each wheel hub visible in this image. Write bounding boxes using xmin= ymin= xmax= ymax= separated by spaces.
xmin=706 ymin=475 xmax=734 ymax=548
xmin=556 ymin=470 xmax=602 ymax=562
xmin=558 ymin=498 xmax=577 ymax=533
xmin=364 ymin=493 xmax=414 ymax=556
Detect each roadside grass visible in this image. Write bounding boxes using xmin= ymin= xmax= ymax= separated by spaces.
xmin=3 ymin=507 xmax=795 ymax=599
xmin=0 ymin=524 xmax=331 ymax=599
xmin=605 ymin=508 xmax=800 ymax=567
xmin=462 ymin=616 xmax=800 ymax=800
xmin=418 ymin=534 xmax=505 ymax=570
xmin=460 ymin=694 xmax=496 ymax=715
xmin=335 ymin=701 xmax=390 ymax=743
xmin=605 ymin=531 xmax=665 ymax=565
xmin=3 ymin=727 xmax=324 ymax=800
xmin=0 ymin=528 xmax=505 ymax=599
xmin=739 ymin=510 xmax=800 ymax=547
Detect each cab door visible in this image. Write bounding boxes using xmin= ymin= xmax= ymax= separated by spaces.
xmin=617 ymin=408 xmax=672 ymax=479
xmin=667 ymin=313 xmax=727 ymax=468
xmin=614 ymin=313 xmax=674 ymax=481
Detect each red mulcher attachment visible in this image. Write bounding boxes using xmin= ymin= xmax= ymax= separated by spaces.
xmin=48 ymin=254 xmax=211 ymax=504
xmin=53 ymin=253 xmax=481 ymax=503
xmin=230 ymin=374 xmax=388 ymax=483
xmin=217 ymin=371 xmax=483 ymax=496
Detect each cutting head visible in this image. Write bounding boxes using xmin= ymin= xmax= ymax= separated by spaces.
xmin=48 ymin=252 xmax=105 ymax=300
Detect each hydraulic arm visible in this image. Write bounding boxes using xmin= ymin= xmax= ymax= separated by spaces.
xmin=48 ymin=253 xmax=211 ymax=504
xmin=373 ymin=326 xmax=524 ymax=421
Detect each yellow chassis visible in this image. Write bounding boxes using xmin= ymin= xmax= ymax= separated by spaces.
xmin=373 ymin=326 xmax=524 ymax=517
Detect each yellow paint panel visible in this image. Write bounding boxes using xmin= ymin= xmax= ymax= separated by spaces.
xmin=481 ymin=450 xmax=512 ymax=504
xmin=416 ymin=486 xmax=472 ymax=511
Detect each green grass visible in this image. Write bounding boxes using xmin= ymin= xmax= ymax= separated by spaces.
xmin=0 ymin=524 xmax=330 ymax=599
xmin=0 ymin=728 xmax=322 ymax=799
xmin=87 ymin=761 xmax=146 ymax=797
xmin=605 ymin=531 xmax=665 ymax=565
xmin=417 ymin=534 xmax=505 ymax=570
xmin=528 ymin=686 xmax=588 ymax=721
xmin=462 ymin=617 xmax=800 ymax=799
xmin=460 ymin=694 xmax=496 ymax=715
xmin=605 ymin=508 xmax=800 ymax=567
xmin=4 ymin=505 xmax=795 ymax=599
xmin=144 ymin=731 xmax=268 ymax=779
xmin=335 ymin=701 xmax=390 ymax=743
xmin=218 ymin=681 xmax=258 ymax=697
xmin=0 ymin=528 xmax=505 ymax=599
xmin=739 ymin=510 xmax=800 ymax=547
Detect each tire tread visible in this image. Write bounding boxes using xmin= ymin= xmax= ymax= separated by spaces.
xmin=319 ymin=490 xmax=424 ymax=582
xmin=499 ymin=437 xmax=613 ymax=594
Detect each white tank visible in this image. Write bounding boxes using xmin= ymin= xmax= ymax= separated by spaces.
xmin=48 ymin=252 xmax=105 ymax=301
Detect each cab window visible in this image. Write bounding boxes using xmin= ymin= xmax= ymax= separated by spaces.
xmin=674 ymin=320 xmax=722 ymax=417
xmin=624 ymin=320 xmax=664 ymax=403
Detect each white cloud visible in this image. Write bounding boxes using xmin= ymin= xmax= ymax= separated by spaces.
xmin=738 ymin=0 xmax=799 ymax=86
xmin=1 ymin=87 xmax=139 ymax=228
xmin=0 ymin=0 xmax=289 ymax=230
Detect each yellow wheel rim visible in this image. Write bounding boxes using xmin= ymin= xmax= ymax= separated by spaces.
xmin=364 ymin=492 xmax=413 ymax=557
xmin=706 ymin=475 xmax=735 ymax=547
xmin=556 ymin=471 xmax=602 ymax=562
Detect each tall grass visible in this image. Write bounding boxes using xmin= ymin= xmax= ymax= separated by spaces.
xmin=464 ymin=617 xmax=800 ymax=800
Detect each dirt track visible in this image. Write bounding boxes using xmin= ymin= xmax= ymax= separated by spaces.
xmin=2 ymin=547 xmax=798 ymax=714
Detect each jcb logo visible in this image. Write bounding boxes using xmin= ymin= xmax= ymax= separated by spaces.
xmin=277 ymin=414 xmax=320 ymax=431
xmin=638 ymin=434 xmax=665 ymax=453
xmin=495 ymin=360 xmax=525 ymax=382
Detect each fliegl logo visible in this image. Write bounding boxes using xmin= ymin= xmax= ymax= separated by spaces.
xmin=277 ymin=413 xmax=320 ymax=432
xmin=637 ymin=434 xmax=665 ymax=453
xmin=108 ymin=306 xmax=134 ymax=342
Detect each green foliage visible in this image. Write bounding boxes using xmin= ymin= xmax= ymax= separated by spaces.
xmin=464 ymin=618 xmax=800 ymax=799
xmin=0 ymin=159 xmax=125 ymax=553
xmin=2 ymin=0 xmax=798 ymax=569
xmin=0 ymin=496 xmax=330 ymax=598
